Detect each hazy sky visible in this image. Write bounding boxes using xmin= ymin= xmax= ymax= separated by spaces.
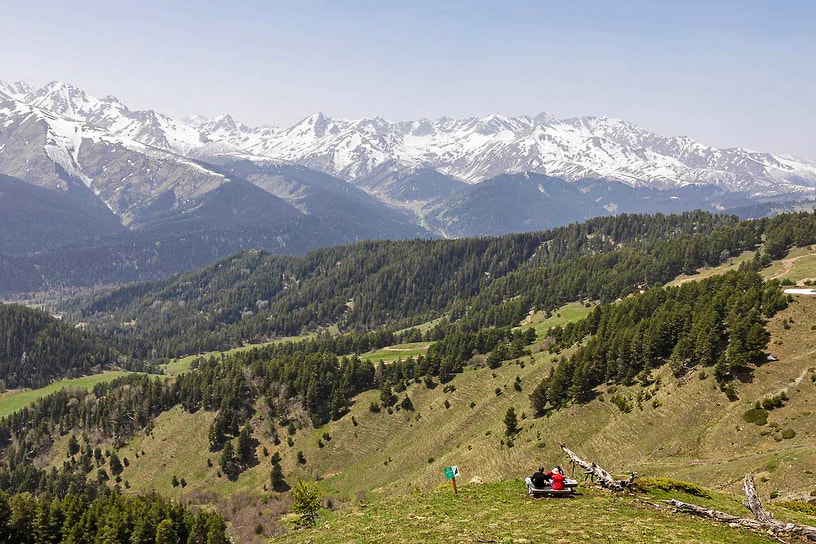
xmin=2 ymin=0 xmax=814 ymax=160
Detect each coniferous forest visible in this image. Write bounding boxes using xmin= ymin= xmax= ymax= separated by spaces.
xmin=2 ymin=210 xmax=816 ymax=542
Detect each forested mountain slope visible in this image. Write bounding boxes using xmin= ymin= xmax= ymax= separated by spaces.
xmin=65 ymin=211 xmax=756 ymax=357
xmin=0 ymin=303 xmax=126 ymax=388
xmin=3 ymin=263 xmax=814 ymax=540
xmin=3 ymin=215 xmax=816 ymax=541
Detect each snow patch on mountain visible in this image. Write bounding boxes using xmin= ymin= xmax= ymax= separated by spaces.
xmin=3 ymin=79 xmax=816 ymax=198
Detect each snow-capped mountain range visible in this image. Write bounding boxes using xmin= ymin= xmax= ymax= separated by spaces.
xmin=3 ymin=78 xmax=816 ymax=293
xmin=2 ymin=79 xmax=815 ymax=201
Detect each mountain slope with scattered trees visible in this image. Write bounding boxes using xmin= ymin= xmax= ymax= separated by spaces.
xmin=67 ymin=211 xmax=758 ymax=358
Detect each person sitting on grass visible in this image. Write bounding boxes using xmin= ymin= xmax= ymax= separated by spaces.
xmin=525 ymin=466 xmax=547 ymax=494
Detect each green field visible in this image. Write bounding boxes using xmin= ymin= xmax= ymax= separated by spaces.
xmin=162 ymin=335 xmax=315 ymax=376
xmin=0 ymin=371 xmax=129 ymax=418
xmin=668 ymin=250 xmax=757 ymax=287
xmin=519 ymin=301 xmax=595 ymax=340
xmin=278 ymin=480 xmax=781 ymax=543
xmin=360 ymin=342 xmax=431 ymax=364
xmin=761 ymin=245 xmax=816 ymax=284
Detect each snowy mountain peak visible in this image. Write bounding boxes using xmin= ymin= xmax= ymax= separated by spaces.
xmin=181 ymin=114 xmax=209 ymax=128
xmin=290 ymin=112 xmax=332 ymax=138
xmin=533 ymin=110 xmax=558 ymax=125
xmin=0 ymin=80 xmax=35 ymax=100
xmin=2 ymin=78 xmax=815 ymax=198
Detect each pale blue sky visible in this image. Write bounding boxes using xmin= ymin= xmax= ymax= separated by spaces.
xmin=2 ymin=0 xmax=814 ymax=159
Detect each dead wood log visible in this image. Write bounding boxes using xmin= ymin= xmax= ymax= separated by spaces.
xmin=560 ymin=444 xmax=637 ymax=492
xmin=743 ymin=473 xmax=775 ymax=524
xmin=662 ymin=474 xmax=816 ymax=541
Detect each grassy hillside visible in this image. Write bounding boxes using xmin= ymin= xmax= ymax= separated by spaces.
xmin=88 ymin=292 xmax=813 ymax=509
xmin=277 ymin=481 xmax=785 ymax=544
xmin=762 ymin=245 xmax=816 ymax=283
xmin=162 ymin=334 xmax=315 ymax=376
xmin=0 ymin=371 xmax=130 ymax=418
xmin=360 ymin=342 xmax=430 ymax=364
xmin=22 ymin=244 xmax=814 ymax=542
xmin=668 ymin=250 xmax=757 ymax=286
xmin=518 ymin=301 xmax=595 ymax=340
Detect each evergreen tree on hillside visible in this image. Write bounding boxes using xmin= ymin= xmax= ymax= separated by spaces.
xmin=219 ymin=441 xmax=237 ymax=480
xmin=237 ymin=425 xmax=255 ymax=465
xmin=108 ymin=452 xmax=123 ymax=476
xmin=270 ymin=462 xmax=287 ymax=491
xmin=504 ymin=407 xmax=518 ymax=436
xmin=155 ymin=519 xmax=178 ymax=544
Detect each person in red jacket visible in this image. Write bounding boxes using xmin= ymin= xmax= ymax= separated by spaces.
xmin=546 ymin=467 xmax=565 ymax=490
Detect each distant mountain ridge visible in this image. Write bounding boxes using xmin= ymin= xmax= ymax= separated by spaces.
xmin=2 ymin=77 xmax=815 ymax=294
xmin=4 ymin=79 xmax=815 ymax=200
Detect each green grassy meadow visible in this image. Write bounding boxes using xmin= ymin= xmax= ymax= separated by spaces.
xmin=0 ymin=371 xmax=130 ymax=418
xmin=360 ymin=343 xmax=431 ymax=364
xmin=162 ymin=335 xmax=315 ymax=377
xmin=519 ymin=301 xmax=595 ymax=339
xmin=276 ymin=481 xmax=783 ymax=544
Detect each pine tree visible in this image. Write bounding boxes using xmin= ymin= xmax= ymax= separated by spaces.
xmin=270 ymin=462 xmax=286 ymax=491
xmin=291 ymin=480 xmax=321 ymax=527
xmin=108 ymin=452 xmax=123 ymax=476
xmin=67 ymin=434 xmax=79 ymax=456
xmin=400 ymin=396 xmax=414 ymax=412
xmin=220 ymin=441 xmax=237 ymax=480
xmin=206 ymin=515 xmax=229 ymax=544
xmin=236 ymin=425 xmax=254 ymax=465
xmin=504 ymin=407 xmax=518 ymax=436
xmin=155 ymin=519 xmax=178 ymax=544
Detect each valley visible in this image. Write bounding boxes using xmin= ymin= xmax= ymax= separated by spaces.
xmin=1 ymin=212 xmax=816 ymax=542
xmin=4 ymin=5 xmax=815 ymax=542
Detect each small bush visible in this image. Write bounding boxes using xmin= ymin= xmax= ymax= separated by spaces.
xmin=780 ymin=428 xmax=797 ymax=440
xmin=779 ymin=500 xmax=816 ymax=516
xmin=722 ymin=383 xmax=739 ymax=401
xmin=743 ymin=408 xmax=769 ymax=426
xmin=610 ymin=394 xmax=632 ymax=413
xmin=635 ymin=477 xmax=711 ymax=498
xmin=761 ymin=392 xmax=788 ymax=410
xmin=770 ymin=490 xmax=779 ymax=499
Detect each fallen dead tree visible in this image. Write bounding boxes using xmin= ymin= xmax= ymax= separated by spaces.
xmin=560 ymin=444 xmax=637 ymax=492
xmin=663 ymin=474 xmax=816 ymax=541
xmin=559 ymin=445 xmax=816 ymax=541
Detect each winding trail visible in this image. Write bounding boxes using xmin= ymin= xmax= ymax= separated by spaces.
xmin=769 ymin=253 xmax=816 ymax=280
